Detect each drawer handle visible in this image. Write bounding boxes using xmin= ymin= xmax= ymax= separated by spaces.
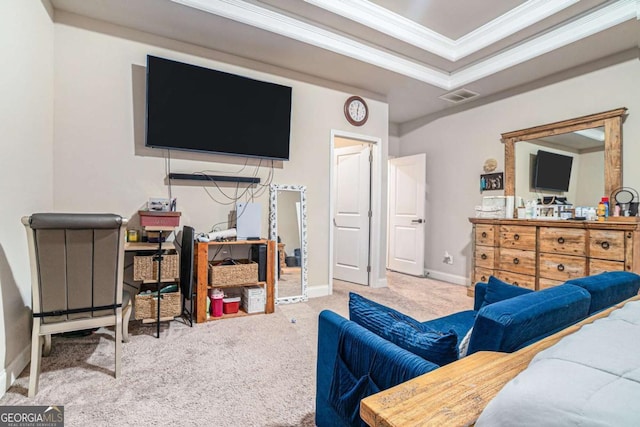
xmin=481 ymin=253 xmax=488 ymax=260
xmin=480 ymin=275 xmax=487 ymax=282
xmin=481 ymin=232 xmax=487 ymax=238
xmin=557 ymin=237 xmax=565 ymax=244
xmin=557 ymin=264 xmax=565 ymax=272
xmin=513 ymin=281 xmax=519 ymax=287
xmin=513 ymin=258 xmax=520 ymax=265
xmin=514 ymin=234 xmax=520 ymax=241
xmin=601 ymin=241 xmax=610 ymax=250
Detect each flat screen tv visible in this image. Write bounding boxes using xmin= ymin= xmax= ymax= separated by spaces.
xmin=532 ymin=150 xmax=573 ymax=192
xmin=145 ymin=55 xmax=292 ymax=160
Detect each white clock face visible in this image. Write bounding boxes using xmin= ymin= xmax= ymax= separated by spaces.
xmin=348 ymin=100 xmax=366 ymax=122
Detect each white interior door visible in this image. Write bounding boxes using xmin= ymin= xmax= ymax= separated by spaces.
xmin=333 ymin=144 xmax=371 ymax=285
xmin=388 ymin=153 xmax=426 ymax=276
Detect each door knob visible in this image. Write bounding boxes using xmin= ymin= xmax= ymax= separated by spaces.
xmin=411 ymin=219 xmax=424 ymax=224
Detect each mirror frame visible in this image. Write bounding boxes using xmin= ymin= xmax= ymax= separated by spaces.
xmin=269 ymin=184 xmax=308 ymax=304
xmin=502 ymin=108 xmax=627 ymax=203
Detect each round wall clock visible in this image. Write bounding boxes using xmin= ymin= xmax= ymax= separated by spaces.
xmin=344 ymin=96 xmax=369 ymax=126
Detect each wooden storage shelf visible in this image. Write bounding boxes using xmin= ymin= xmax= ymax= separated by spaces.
xmin=194 ymin=239 xmax=275 ymax=323
xmin=125 ymin=242 xmax=175 ymax=251
xmin=141 ymin=279 xmax=178 ymax=284
xmin=205 ymin=307 xmax=266 ymax=321
xmin=207 ymin=281 xmax=267 ymax=290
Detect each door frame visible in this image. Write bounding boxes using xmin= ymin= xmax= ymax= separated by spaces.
xmin=329 ymin=129 xmax=385 ymax=294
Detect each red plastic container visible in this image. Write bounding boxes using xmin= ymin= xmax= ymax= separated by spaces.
xmin=210 ymin=289 xmax=224 ymax=317
xmin=223 ymin=297 xmax=241 ymax=314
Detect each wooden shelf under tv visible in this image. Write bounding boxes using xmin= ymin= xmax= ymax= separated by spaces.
xmin=194 ymin=239 xmax=275 ymax=323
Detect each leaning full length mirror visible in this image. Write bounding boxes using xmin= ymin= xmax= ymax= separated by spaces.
xmin=269 ymin=184 xmax=308 ymax=304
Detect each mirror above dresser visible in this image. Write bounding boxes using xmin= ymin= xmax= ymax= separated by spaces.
xmin=502 ymin=108 xmax=627 ymax=210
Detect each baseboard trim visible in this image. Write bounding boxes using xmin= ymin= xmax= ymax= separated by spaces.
xmin=424 ymin=269 xmax=468 ymax=286
xmin=1 ymin=344 xmax=31 ymax=398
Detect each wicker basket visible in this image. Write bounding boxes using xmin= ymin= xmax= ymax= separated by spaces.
xmin=133 ymin=254 xmax=179 ymax=282
xmin=209 ymin=259 xmax=258 ymax=286
xmin=134 ymin=290 xmax=181 ymax=320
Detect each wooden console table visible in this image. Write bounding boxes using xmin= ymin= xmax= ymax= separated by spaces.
xmin=360 ymin=295 xmax=640 ymax=426
xmin=194 ymin=239 xmax=276 ymax=323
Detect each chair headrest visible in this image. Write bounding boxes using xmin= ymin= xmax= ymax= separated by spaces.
xmin=29 ymin=213 xmax=124 ymax=230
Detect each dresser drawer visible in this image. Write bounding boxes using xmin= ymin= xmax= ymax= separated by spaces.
xmin=494 ymin=270 xmax=536 ymax=290
xmin=539 ymin=227 xmax=586 ymax=256
xmin=499 ymin=225 xmax=536 ymax=250
xmin=498 ymin=248 xmax=536 ymax=275
xmin=538 ymin=277 xmax=564 ymax=290
xmin=539 ymin=253 xmax=586 ymax=281
xmin=589 ymin=259 xmax=626 ymax=275
xmin=589 ymin=230 xmax=625 ymax=261
xmin=473 ymin=267 xmax=494 ymax=284
xmin=475 ymin=224 xmax=496 ymax=247
xmin=474 ymin=247 xmax=495 ymax=268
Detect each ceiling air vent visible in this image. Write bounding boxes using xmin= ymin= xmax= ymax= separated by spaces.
xmin=439 ymin=88 xmax=479 ymax=104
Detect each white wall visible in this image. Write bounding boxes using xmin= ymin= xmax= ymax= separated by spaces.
xmin=399 ymin=59 xmax=640 ymax=284
xmin=388 ymin=135 xmax=401 ymax=158
xmin=51 ymin=14 xmax=389 ymax=294
xmin=0 ymin=1 xmax=54 ymax=395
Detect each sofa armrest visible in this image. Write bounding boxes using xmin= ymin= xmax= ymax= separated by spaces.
xmin=467 ymin=284 xmax=591 ymax=355
xmin=316 ymin=310 xmax=438 ymax=427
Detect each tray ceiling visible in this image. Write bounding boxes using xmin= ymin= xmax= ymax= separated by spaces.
xmin=50 ymin=0 xmax=640 ymax=131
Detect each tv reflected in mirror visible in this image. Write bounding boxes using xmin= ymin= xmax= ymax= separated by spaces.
xmin=532 ymin=150 xmax=573 ymax=192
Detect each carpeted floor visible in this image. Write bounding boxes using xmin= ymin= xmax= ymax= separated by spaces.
xmin=0 ymin=271 xmax=472 ymax=426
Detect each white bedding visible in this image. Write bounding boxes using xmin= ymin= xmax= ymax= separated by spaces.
xmin=476 ymin=300 xmax=640 ymax=427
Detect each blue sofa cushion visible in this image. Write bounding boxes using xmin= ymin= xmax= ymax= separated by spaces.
xmin=349 ymin=293 xmax=458 ymax=365
xmin=566 ymin=271 xmax=640 ymax=314
xmin=422 ymin=310 xmax=477 ymax=339
xmin=349 ymin=292 xmax=423 ymax=330
xmin=467 ymin=284 xmax=591 ymax=355
xmin=481 ymin=276 xmax=533 ymax=308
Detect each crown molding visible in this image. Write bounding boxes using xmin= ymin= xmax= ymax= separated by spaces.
xmin=454 ymin=0 xmax=580 ymax=59
xmin=305 ymin=0 xmax=580 ymax=61
xmin=451 ymin=0 xmax=639 ymax=88
xmin=171 ymin=0 xmax=451 ymax=87
xmin=305 ymin=0 xmax=454 ymax=59
xmin=171 ymin=0 xmax=639 ymax=91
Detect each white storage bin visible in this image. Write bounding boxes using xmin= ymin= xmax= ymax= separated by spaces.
xmin=242 ymin=286 xmax=265 ymax=314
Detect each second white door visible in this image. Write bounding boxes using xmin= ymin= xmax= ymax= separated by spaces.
xmin=388 ymin=153 xmax=426 ymax=276
xmin=333 ymin=144 xmax=372 ymax=285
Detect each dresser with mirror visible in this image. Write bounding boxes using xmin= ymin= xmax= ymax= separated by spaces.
xmin=469 ymin=108 xmax=640 ymax=294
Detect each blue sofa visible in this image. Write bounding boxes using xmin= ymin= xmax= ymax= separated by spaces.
xmin=315 ymin=271 xmax=640 ymax=427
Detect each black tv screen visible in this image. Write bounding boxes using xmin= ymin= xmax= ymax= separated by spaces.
xmin=532 ymin=150 xmax=573 ymax=192
xmin=145 ymin=55 xmax=292 ymax=160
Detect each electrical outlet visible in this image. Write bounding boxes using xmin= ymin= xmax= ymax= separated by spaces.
xmin=443 ymin=251 xmax=453 ymax=265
